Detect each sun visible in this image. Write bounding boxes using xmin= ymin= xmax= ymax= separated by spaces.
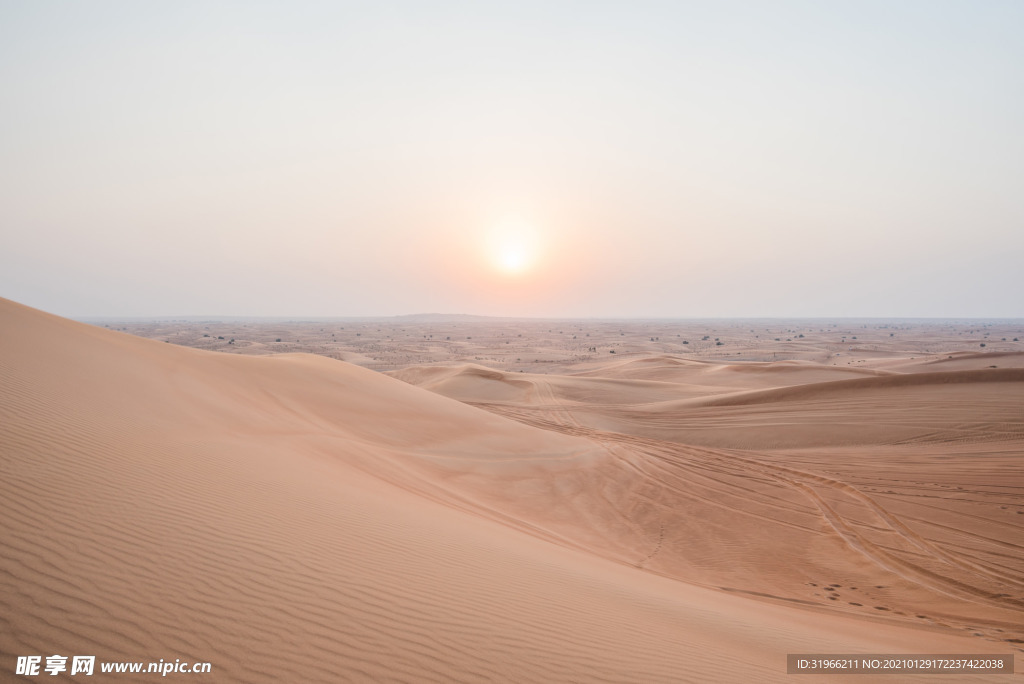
xmin=486 ymin=218 xmax=540 ymax=275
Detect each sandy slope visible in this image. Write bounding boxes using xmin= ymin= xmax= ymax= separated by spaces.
xmin=391 ymin=356 xmax=1024 ymax=657
xmin=2 ymin=298 xmax=1019 ymax=682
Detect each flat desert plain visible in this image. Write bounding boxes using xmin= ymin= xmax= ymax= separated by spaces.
xmin=3 ymin=298 xmax=1023 ymax=682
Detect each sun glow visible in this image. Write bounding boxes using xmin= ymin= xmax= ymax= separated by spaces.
xmin=487 ymin=218 xmax=540 ymax=275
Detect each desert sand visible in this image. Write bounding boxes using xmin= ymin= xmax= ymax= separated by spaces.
xmin=3 ymin=297 xmax=1022 ymax=682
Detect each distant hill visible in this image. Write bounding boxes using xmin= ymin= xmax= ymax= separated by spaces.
xmin=391 ymin=313 xmax=498 ymax=323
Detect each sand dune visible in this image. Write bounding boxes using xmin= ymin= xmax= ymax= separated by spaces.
xmin=886 ymin=351 xmax=1024 ymax=373
xmin=692 ymin=368 xmax=1024 ymax=407
xmin=389 ymin=362 xmax=702 ymax=406
xmin=2 ymin=297 xmax=1020 ymax=682
xmin=572 ymin=355 xmax=893 ymax=387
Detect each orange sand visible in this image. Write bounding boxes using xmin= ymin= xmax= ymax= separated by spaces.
xmin=2 ymin=298 xmax=1021 ymax=682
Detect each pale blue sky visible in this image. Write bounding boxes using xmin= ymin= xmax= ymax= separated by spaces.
xmin=1 ymin=1 xmax=1021 ymax=317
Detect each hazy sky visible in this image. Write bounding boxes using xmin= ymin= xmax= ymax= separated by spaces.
xmin=2 ymin=1 xmax=1022 ymax=318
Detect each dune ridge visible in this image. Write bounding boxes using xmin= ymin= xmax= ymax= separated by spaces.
xmin=690 ymin=368 xmax=1024 ymax=408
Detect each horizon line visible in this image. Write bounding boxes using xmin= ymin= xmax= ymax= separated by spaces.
xmin=74 ymin=313 xmax=1024 ymax=323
